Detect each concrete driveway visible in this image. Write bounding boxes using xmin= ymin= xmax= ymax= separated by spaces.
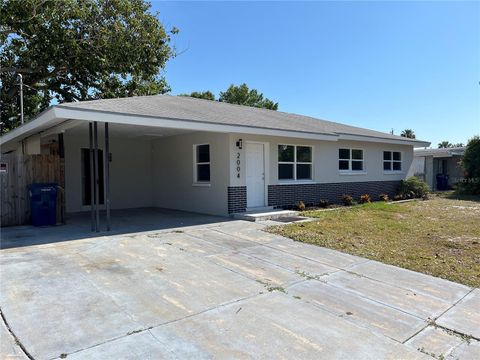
xmin=1 ymin=214 xmax=479 ymax=359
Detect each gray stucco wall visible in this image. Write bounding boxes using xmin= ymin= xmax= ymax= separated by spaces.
xmin=432 ymin=156 xmax=464 ymax=190
xmin=227 ymin=133 xmax=413 ymax=211
xmin=411 ymin=155 xmax=465 ymax=191
xmin=62 ymin=130 xmax=230 ymax=216
xmin=152 ymin=132 xmax=230 ymax=216
xmin=64 ymin=131 xmax=154 ymax=213
xmin=228 ymin=134 xmax=413 ymax=187
xmin=59 ymin=127 xmax=414 ymax=216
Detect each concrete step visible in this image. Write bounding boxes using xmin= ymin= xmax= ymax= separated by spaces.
xmin=233 ymin=210 xmax=299 ymax=222
xmin=244 ymin=206 xmax=274 ymax=213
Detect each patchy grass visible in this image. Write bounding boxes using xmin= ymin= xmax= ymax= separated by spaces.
xmin=268 ymin=196 xmax=480 ymax=287
xmin=267 ymin=285 xmax=287 ymax=293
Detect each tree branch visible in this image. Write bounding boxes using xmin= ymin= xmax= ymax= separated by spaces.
xmin=0 ymin=67 xmax=38 ymax=74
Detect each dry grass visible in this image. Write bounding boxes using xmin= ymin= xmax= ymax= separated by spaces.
xmin=268 ymin=195 xmax=480 ymax=287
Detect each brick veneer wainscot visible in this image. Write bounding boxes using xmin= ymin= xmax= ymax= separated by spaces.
xmin=228 ymin=186 xmax=247 ymax=213
xmin=268 ymin=180 xmax=400 ymax=208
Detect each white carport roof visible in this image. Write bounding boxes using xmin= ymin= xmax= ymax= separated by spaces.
xmin=0 ymin=95 xmax=431 ymax=149
xmin=414 ymin=147 xmax=465 ymax=158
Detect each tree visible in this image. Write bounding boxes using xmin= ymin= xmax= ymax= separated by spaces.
xmin=179 ymin=91 xmax=215 ymax=101
xmin=400 ymin=129 xmax=416 ymax=139
xmin=438 ymin=141 xmax=453 ymax=148
xmin=178 ymin=84 xmax=279 ymax=110
xmin=219 ymin=83 xmax=278 ymax=110
xmin=0 ymin=0 xmax=177 ymax=132
xmin=438 ymin=141 xmax=464 ymax=148
xmin=459 ymin=136 xmax=480 ymax=194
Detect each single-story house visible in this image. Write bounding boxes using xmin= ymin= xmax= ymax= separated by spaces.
xmin=407 ymin=147 xmax=465 ymax=191
xmin=0 ymin=95 xmax=429 ymax=223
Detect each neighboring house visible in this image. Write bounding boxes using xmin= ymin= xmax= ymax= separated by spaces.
xmin=0 ymin=95 xmax=429 ymax=217
xmin=407 ymin=147 xmax=465 ymax=191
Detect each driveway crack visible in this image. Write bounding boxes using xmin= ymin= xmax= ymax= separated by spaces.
xmin=432 ymin=287 xmax=475 ymax=321
xmin=0 ymin=307 xmax=35 ymax=360
xmin=57 ymin=292 xmax=264 ymax=359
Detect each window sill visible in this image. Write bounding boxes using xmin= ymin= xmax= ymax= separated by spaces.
xmin=339 ymin=171 xmax=367 ymax=175
xmin=383 ymin=171 xmax=404 ymax=175
xmin=278 ymin=179 xmax=315 ymax=185
xmin=192 ymin=183 xmax=211 ymax=187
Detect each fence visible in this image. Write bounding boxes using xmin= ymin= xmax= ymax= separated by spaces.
xmin=0 ymin=154 xmax=65 ymax=227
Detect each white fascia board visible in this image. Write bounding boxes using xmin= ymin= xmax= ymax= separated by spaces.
xmin=432 ymin=154 xmax=453 ymax=158
xmin=54 ymin=107 xmax=339 ymax=141
xmin=338 ymin=133 xmax=430 ymax=147
xmin=0 ymin=107 xmax=64 ymax=147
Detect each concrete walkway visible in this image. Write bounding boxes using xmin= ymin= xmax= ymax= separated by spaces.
xmin=1 ymin=216 xmax=478 ymax=359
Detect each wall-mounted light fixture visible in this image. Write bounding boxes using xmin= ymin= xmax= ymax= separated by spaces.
xmin=236 ymin=139 xmax=243 ymax=149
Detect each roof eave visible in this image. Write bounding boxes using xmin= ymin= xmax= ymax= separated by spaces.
xmin=338 ymin=133 xmax=430 ymax=147
xmin=54 ymin=106 xmax=340 ymax=141
xmin=1 ymin=106 xmax=340 ymax=146
xmin=1 ymin=105 xmax=431 ymax=148
xmin=0 ymin=107 xmax=65 ymax=148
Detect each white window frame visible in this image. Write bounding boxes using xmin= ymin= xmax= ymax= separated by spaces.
xmin=338 ymin=148 xmax=366 ymax=174
xmin=193 ymin=143 xmax=211 ymax=186
xmin=278 ymin=144 xmax=313 ymax=181
xmin=383 ymin=150 xmax=403 ymax=173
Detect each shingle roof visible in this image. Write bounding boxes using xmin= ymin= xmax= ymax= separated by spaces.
xmin=58 ymin=94 xmax=423 ymax=143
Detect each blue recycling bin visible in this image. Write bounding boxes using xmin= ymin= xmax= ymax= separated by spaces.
xmin=29 ymin=183 xmax=58 ymax=226
xmin=436 ymin=174 xmax=449 ymax=191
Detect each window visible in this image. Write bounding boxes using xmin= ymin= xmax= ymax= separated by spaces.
xmin=383 ymin=151 xmax=402 ymax=171
xmin=339 ymin=148 xmax=364 ymax=172
xmin=194 ymin=144 xmax=210 ymax=182
xmin=278 ymin=145 xmax=312 ymax=180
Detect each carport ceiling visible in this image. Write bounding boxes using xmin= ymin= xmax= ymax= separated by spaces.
xmin=65 ymin=121 xmax=193 ymax=139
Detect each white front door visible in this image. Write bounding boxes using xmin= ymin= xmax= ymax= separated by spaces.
xmin=246 ymin=143 xmax=265 ymax=208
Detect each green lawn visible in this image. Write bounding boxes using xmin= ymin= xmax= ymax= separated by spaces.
xmin=268 ymin=196 xmax=480 ymax=288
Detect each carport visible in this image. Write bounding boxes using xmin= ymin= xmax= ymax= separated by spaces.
xmin=56 ymin=119 xmax=195 ymax=233
xmin=0 ymin=99 xmax=233 ymax=230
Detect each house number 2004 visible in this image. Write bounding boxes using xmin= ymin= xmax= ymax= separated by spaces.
xmin=236 ymin=152 xmax=241 ymax=178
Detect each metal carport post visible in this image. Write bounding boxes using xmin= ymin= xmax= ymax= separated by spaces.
xmin=89 ymin=121 xmax=111 ymax=232
xmin=93 ymin=122 xmax=100 ymax=232
xmin=89 ymin=122 xmax=95 ymax=231
xmin=104 ymin=122 xmax=111 ymax=231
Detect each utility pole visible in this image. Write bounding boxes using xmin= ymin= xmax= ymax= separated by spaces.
xmin=18 ymin=73 xmax=24 ymax=125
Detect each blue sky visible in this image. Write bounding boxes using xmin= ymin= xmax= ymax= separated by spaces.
xmin=153 ymin=1 xmax=479 ymax=147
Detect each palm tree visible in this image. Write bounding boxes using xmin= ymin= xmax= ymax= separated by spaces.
xmin=400 ymin=129 xmax=416 ymax=139
xmin=438 ymin=141 xmax=453 ymax=148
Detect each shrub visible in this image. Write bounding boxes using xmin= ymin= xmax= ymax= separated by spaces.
xmin=318 ymin=199 xmax=330 ymax=208
xmin=393 ymin=194 xmax=404 ymax=201
xmin=379 ymin=193 xmax=389 ymax=202
xmin=456 ymin=180 xmax=480 ymax=195
xmin=359 ymin=194 xmax=371 ymax=204
xmin=296 ymin=201 xmax=306 ymax=211
xmin=457 ymin=136 xmax=480 ymax=195
xmin=341 ymin=194 xmax=354 ymax=206
xmin=396 ymin=177 xmax=430 ymax=199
